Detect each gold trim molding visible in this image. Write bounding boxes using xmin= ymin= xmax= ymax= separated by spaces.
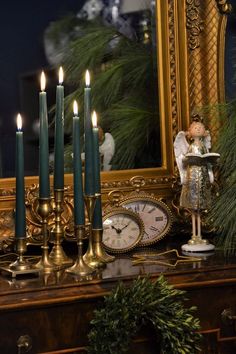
xmin=186 ymin=0 xmax=204 ymax=50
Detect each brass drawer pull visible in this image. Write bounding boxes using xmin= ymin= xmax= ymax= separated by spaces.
xmin=221 ymin=308 xmax=236 ymax=323
xmin=17 ymin=335 xmax=32 ymax=354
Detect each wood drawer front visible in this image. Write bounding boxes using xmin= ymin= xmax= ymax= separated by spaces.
xmin=0 ymin=301 xmax=96 ymax=354
xmin=186 ymin=283 xmax=236 ymax=353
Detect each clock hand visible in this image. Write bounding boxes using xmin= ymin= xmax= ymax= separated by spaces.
xmin=111 ymin=225 xmax=120 ymax=232
xmin=120 ymin=222 xmax=131 ymax=231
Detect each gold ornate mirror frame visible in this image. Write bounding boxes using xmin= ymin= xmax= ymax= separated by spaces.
xmin=0 ymin=0 xmax=230 ymax=240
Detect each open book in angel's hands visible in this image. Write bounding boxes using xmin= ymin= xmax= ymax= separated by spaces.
xmin=184 ymin=152 xmax=220 ymax=166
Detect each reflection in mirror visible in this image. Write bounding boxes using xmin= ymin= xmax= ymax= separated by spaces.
xmin=0 ymin=0 xmax=160 ymax=178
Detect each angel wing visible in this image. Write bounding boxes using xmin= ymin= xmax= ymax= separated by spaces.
xmin=174 ymin=131 xmax=189 ymax=184
xmin=202 ymin=132 xmax=214 ymax=182
xmin=99 ymin=132 xmax=115 ymax=171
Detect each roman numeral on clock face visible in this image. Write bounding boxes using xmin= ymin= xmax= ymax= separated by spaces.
xmin=134 ymin=205 xmax=140 ymax=213
xmin=150 ymin=226 xmax=158 ymax=231
xmin=148 ymin=207 xmax=155 ymax=214
xmin=142 ymin=202 xmax=147 ymax=211
xmin=155 ymin=216 xmax=164 ymax=221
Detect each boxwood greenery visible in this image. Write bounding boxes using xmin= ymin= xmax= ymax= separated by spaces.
xmin=88 ymin=276 xmax=202 ymax=354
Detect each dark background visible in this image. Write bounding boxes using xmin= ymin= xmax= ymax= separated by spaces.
xmin=0 ymin=0 xmax=83 ymax=177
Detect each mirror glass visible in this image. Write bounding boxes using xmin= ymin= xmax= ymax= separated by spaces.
xmin=225 ymin=0 xmax=236 ymax=101
xmin=0 ymin=0 xmax=161 ymax=178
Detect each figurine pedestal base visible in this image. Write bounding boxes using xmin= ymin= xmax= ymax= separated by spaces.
xmin=181 ymin=243 xmax=215 ymax=252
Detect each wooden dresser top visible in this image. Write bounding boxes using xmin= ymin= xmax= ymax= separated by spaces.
xmin=0 ymin=246 xmax=235 ymax=311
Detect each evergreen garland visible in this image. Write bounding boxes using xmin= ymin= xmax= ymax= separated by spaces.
xmin=88 ymin=276 xmax=202 ymax=354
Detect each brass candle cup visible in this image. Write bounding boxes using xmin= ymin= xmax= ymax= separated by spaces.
xmin=66 ymin=224 xmax=95 ymax=277
xmin=49 ymin=189 xmax=73 ymax=266
xmin=36 ymin=198 xmax=57 ymax=273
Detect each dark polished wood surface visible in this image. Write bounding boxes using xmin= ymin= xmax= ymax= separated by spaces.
xmin=0 ymin=245 xmax=236 ymax=353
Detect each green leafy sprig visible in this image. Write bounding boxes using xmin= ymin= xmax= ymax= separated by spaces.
xmin=88 ymin=276 xmax=202 ymax=354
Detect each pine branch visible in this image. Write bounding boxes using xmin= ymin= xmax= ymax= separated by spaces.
xmin=207 ymin=99 xmax=236 ymax=254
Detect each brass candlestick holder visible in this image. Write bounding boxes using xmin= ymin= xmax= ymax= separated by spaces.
xmin=92 ymin=229 xmax=115 ymax=263
xmin=83 ymin=194 xmax=105 ymax=268
xmin=49 ymin=189 xmax=73 ymax=266
xmin=0 ymin=238 xmax=41 ymax=278
xmin=66 ymin=224 xmax=95 ymax=277
xmin=36 ymin=198 xmax=57 ymax=273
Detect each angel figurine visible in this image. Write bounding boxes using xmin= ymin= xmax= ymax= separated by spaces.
xmin=174 ymin=116 xmax=220 ymax=252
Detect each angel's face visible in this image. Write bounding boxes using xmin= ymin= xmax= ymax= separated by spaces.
xmin=189 ymin=122 xmax=206 ymax=138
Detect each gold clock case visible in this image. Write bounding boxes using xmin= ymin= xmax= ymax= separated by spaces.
xmin=0 ymin=1 xmax=230 ymax=243
xmin=120 ymin=193 xmax=173 ymax=247
xmin=102 ymin=208 xmax=144 ymax=254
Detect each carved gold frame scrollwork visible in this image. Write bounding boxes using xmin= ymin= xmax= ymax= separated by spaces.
xmin=0 ymin=0 xmax=230 ymax=243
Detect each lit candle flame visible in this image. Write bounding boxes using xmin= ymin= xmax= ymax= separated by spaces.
xmin=16 ymin=113 xmax=22 ymax=131
xmin=92 ymin=111 xmax=97 ymax=128
xmin=73 ymin=100 xmax=78 ymax=116
xmin=85 ymin=70 xmax=90 ymax=87
xmin=59 ymin=66 xmax=64 ymax=84
xmin=41 ymin=71 xmax=46 ymax=91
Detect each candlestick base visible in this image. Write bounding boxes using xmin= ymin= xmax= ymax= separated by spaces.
xmin=83 ymin=194 xmax=105 ymax=269
xmin=0 ymin=266 xmax=41 ymax=278
xmin=93 ymin=229 xmax=115 ymax=263
xmin=66 ymin=225 xmax=95 ymax=277
xmin=36 ymin=246 xmax=59 ymax=273
xmin=83 ymin=235 xmax=106 ymax=268
xmin=66 ymin=257 xmax=95 ymax=277
xmin=49 ymin=241 xmax=73 ymax=266
xmin=0 ymin=260 xmax=41 ymax=278
xmin=83 ymin=251 xmax=105 ymax=269
xmin=83 ymin=224 xmax=106 ymax=269
xmin=0 ymin=239 xmax=41 ymax=278
xmin=36 ymin=198 xmax=58 ymax=273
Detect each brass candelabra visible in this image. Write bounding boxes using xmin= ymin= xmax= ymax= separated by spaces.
xmin=36 ymin=198 xmax=57 ymax=272
xmin=49 ymin=189 xmax=73 ymax=266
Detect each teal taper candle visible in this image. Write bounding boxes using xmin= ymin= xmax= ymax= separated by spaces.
xmin=15 ymin=114 xmax=26 ymax=239
xmin=92 ymin=111 xmax=103 ymax=229
xmin=84 ymin=70 xmax=95 ymax=195
xmin=73 ymin=100 xmax=85 ymax=225
xmin=54 ymin=67 xmax=64 ymax=190
xmin=39 ymin=71 xmax=50 ymax=199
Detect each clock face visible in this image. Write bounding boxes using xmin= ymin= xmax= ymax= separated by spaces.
xmin=121 ymin=197 xmax=172 ymax=246
xmin=102 ymin=209 xmax=144 ymax=253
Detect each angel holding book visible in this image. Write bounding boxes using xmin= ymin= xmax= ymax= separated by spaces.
xmin=174 ymin=116 xmax=220 ymax=251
